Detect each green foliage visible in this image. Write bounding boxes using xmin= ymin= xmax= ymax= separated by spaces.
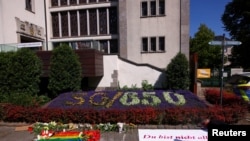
xmin=5 ymin=92 xmax=35 ymax=107
xmin=141 ymin=80 xmax=154 ymax=91
xmin=48 ymin=44 xmax=82 ymax=97
xmin=35 ymin=95 xmax=51 ymax=106
xmin=0 ymin=49 xmax=42 ymax=103
xmin=0 ymin=51 xmax=15 ymax=100
xmin=120 ymin=84 xmax=140 ymax=91
xmin=118 ymin=80 xmax=154 ymax=91
xmin=222 ymin=0 xmax=250 ymax=69
xmin=190 ymin=24 xmax=221 ymax=68
xmin=165 ymin=52 xmax=190 ymax=90
xmin=9 ymin=48 xmax=42 ymax=95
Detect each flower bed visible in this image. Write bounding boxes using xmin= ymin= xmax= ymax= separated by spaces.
xmin=45 ymin=90 xmax=207 ymax=110
xmin=0 ymin=89 xmax=248 ymax=125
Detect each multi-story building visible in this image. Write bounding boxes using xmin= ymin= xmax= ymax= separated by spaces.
xmin=46 ymin=0 xmax=189 ymax=69
xmin=45 ymin=0 xmax=190 ymax=89
xmin=0 ymin=0 xmax=190 ymax=90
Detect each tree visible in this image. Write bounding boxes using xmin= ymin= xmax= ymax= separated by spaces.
xmin=48 ymin=44 xmax=82 ymax=97
xmin=0 ymin=49 xmax=42 ymax=106
xmin=0 ymin=51 xmax=15 ymax=101
xmin=222 ymin=0 xmax=250 ymax=68
xmin=165 ymin=52 xmax=190 ymax=90
xmin=190 ymin=24 xmax=221 ymax=69
xmin=9 ymin=48 xmax=42 ymax=95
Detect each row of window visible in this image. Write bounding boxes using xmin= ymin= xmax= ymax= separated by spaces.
xmin=141 ymin=0 xmax=165 ymax=17
xmin=51 ymin=7 xmax=117 ymax=37
xmin=51 ymin=0 xmax=117 ymax=7
xmin=54 ymin=39 xmax=118 ymax=54
xmin=142 ymin=37 xmax=165 ymax=52
xmin=53 ymin=37 xmax=165 ymax=54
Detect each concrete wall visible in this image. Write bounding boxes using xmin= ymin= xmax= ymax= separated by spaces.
xmin=0 ymin=0 xmax=45 ymax=44
xmin=119 ymin=0 xmax=190 ymax=69
xmin=97 ymin=55 xmax=166 ymax=89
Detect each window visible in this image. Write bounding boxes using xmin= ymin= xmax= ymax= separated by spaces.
xmin=110 ymin=40 xmax=118 ymax=54
xmin=99 ymin=8 xmax=108 ymax=34
xmin=141 ymin=2 xmax=148 ymax=16
xmin=100 ymin=40 xmax=108 ymax=53
xmin=109 ymin=7 xmax=118 ymax=34
xmin=159 ymin=37 xmax=165 ymax=51
xmin=89 ymin=9 xmax=97 ymax=35
xmin=79 ymin=10 xmax=87 ymax=35
xmin=141 ymin=0 xmax=165 ymax=17
xmin=150 ymin=37 xmax=156 ymax=51
xmin=25 ymin=0 xmax=33 ymax=12
xmin=142 ymin=37 xmax=148 ymax=51
xmin=141 ymin=36 xmax=165 ymax=52
xmin=150 ymin=1 xmax=156 ymax=16
xmin=51 ymin=0 xmax=59 ymax=7
xmin=159 ymin=0 xmax=165 ymax=15
xmin=70 ymin=0 xmax=77 ymax=5
xmin=60 ymin=0 xmax=68 ymax=6
xmin=51 ymin=12 xmax=59 ymax=37
xmin=61 ymin=12 xmax=69 ymax=37
xmin=89 ymin=0 xmax=97 ymax=3
xmin=70 ymin=11 xmax=78 ymax=36
xmin=79 ymin=0 xmax=87 ymax=4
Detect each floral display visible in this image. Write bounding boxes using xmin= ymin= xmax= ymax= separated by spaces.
xmin=29 ymin=121 xmax=69 ymax=136
xmin=28 ymin=121 xmax=101 ymax=141
xmin=46 ymin=90 xmax=207 ymax=110
xmin=28 ymin=121 xmax=137 ymax=141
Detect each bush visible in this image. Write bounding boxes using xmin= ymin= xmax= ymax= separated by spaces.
xmin=0 ymin=49 xmax=42 ymax=105
xmin=165 ymin=52 xmax=190 ymax=90
xmin=204 ymin=88 xmax=248 ymax=106
xmin=141 ymin=80 xmax=154 ymax=91
xmin=48 ymin=44 xmax=82 ymax=98
xmin=9 ymin=48 xmax=42 ymax=95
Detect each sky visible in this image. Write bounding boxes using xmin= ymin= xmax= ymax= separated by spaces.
xmin=190 ymin=0 xmax=232 ymax=38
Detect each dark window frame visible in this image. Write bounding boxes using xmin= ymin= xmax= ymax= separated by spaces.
xmin=150 ymin=37 xmax=156 ymax=51
xmin=150 ymin=0 xmax=156 ymax=16
xmin=25 ymin=0 xmax=32 ymax=12
xmin=141 ymin=2 xmax=148 ymax=17
xmin=141 ymin=0 xmax=165 ymax=17
xmin=141 ymin=36 xmax=165 ymax=53
xmin=159 ymin=0 xmax=165 ymax=15
xmin=159 ymin=36 xmax=165 ymax=51
xmin=142 ymin=37 xmax=148 ymax=52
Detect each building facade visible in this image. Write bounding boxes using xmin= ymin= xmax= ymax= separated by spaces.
xmin=46 ymin=0 xmax=190 ymax=69
xmin=0 ymin=0 xmax=190 ymax=89
xmin=0 ymin=0 xmax=45 ymax=51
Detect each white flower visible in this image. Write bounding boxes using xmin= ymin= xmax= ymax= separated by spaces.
xmin=117 ymin=122 xmax=125 ymax=133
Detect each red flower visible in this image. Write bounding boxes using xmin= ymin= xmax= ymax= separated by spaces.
xmin=83 ymin=130 xmax=100 ymax=141
xmin=27 ymin=126 xmax=33 ymax=133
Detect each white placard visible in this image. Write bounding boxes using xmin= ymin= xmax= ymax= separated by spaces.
xmin=138 ymin=129 xmax=208 ymax=141
xmin=17 ymin=42 xmax=42 ymax=48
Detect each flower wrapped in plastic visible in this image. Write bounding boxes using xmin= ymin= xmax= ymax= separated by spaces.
xmin=83 ymin=130 xmax=100 ymax=141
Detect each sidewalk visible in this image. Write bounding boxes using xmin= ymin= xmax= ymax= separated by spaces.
xmin=1 ymin=119 xmax=250 ymax=141
xmin=0 ymin=122 xmax=201 ymax=141
xmin=1 ymin=108 xmax=249 ymax=141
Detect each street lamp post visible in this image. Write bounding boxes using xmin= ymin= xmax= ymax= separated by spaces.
xmin=208 ymin=34 xmax=241 ymax=107
xmin=220 ymin=34 xmax=225 ymax=107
